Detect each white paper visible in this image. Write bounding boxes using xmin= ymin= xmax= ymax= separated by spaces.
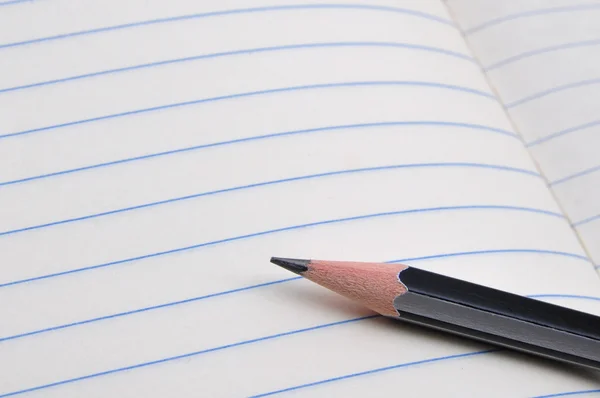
xmin=448 ymin=0 xmax=600 ymax=267
xmin=0 ymin=1 xmax=599 ymax=397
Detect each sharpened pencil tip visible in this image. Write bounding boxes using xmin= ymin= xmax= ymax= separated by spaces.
xmin=270 ymin=257 xmax=309 ymax=274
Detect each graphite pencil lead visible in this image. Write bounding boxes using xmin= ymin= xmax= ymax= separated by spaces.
xmin=270 ymin=257 xmax=310 ymax=274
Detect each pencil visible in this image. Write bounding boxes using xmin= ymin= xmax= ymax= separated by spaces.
xmin=270 ymin=257 xmax=600 ymax=370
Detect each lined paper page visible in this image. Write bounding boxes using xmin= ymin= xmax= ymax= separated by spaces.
xmin=446 ymin=0 xmax=600 ymax=270
xmin=0 ymin=1 xmax=599 ymax=397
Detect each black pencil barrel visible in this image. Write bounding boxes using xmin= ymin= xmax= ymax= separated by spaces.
xmin=394 ymin=267 xmax=600 ymax=370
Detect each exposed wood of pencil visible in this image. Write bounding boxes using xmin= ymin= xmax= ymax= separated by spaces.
xmin=273 ymin=258 xmax=408 ymax=317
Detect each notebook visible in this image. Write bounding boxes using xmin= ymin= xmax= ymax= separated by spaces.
xmin=0 ymin=0 xmax=599 ymax=396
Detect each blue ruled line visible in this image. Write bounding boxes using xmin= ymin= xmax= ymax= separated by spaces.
xmin=0 ymin=205 xmax=565 ymax=288
xmin=550 ymin=165 xmax=600 ymax=186
xmin=391 ymin=249 xmax=590 ymax=264
xmin=0 ymin=81 xmax=496 ymax=140
xmin=0 ymin=163 xmax=540 ymax=237
xmin=0 ymin=0 xmax=32 ymax=5
xmin=532 ymin=390 xmax=600 ymax=398
xmin=484 ymin=39 xmax=600 ymax=71
xmin=529 ymin=294 xmax=600 ymax=302
xmin=0 ymin=248 xmax=588 ymax=343
xmin=0 ymin=42 xmax=474 ymax=94
xmin=0 ymin=121 xmax=518 ymax=187
xmin=250 ymin=349 xmax=498 ymax=397
xmin=573 ymin=214 xmax=600 ymax=227
xmin=506 ymin=78 xmax=600 ymax=108
xmin=0 ymin=4 xmax=453 ymax=50
xmin=527 ymin=120 xmax=600 ymax=147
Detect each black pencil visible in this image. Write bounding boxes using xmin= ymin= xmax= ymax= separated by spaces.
xmin=270 ymin=257 xmax=600 ymax=370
